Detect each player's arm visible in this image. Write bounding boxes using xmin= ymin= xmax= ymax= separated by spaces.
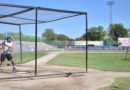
xmin=0 ymin=41 xmax=5 ymax=46
xmin=1 ymin=41 xmax=12 ymax=48
xmin=6 ymin=44 xmax=13 ymax=52
xmin=6 ymin=44 xmax=12 ymax=48
xmin=0 ymin=41 xmax=3 ymax=45
xmin=0 ymin=42 xmax=2 ymax=45
xmin=4 ymin=42 xmax=13 ymax=48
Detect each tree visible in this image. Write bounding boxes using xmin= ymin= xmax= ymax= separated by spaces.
xmin=56 ymin=34 xmax=69 ymax=41
xmin=87 ymin=26 xmax=105 ymax=41
xmin=42 ymin=29 xmax=56 ymax=40
xmin=8 ymin=32 xmax=22 ymax=36
xmin=109 ymin=24 xmax=128 ymax=41
xmin=76 ymin=26 xmax=105 ymax=41
xmin=0 ymin=33 xmax=5 ymax=40
xmin=76 ymin=33 xmax=86 ymax=40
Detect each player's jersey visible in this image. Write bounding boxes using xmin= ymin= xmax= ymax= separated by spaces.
xmin=1 ymin=41 xmax=13 ymax=54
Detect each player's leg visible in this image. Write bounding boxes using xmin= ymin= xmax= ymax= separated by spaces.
xmin=6 ymin=54 xmax=14 ymax=66
xmin=0 ymin=54 xmax=5 ymax=67
xmin=11 ymin=59 xmax=16 ymax=71
xmin=11 ymin=59 xmax=15 ymax=67
xmin=7 ymin=54 xmax=16 ymax=71
xmin=0 ymin=61 xmax=2 ymax=67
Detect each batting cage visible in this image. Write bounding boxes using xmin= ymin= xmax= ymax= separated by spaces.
xmin=0 ymin=3 xmax=87 ymax=79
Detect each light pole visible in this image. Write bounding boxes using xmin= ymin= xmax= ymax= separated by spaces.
xmin=107 ymin=0 xmax=114 ymax=25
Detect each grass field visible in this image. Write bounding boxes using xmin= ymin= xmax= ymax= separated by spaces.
xmin=47 ymin=53 xmax=130 ymax=72
xmin=99 ymin=77 xmax=130 ymax=90
xmin=88 ymin=53 xmax=130 ymax=72
xmin=2 ymin=51 xmax=47 ymax=64
xmin=48 ymin=53 xmax=86 ymax=67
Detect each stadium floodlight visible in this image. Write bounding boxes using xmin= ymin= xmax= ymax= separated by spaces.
xmin=107 ymin=0 xmax=114 ymax=25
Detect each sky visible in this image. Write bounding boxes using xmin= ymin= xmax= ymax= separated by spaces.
xmin=0 ymin=0 xmax=130 ymax=39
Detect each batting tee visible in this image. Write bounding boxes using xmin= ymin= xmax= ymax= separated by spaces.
xmin=0 ymin=3 xmax=88 ymax=79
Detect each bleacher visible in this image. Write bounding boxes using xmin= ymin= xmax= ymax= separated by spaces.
xmin=0 ymin=40 xmax=56 ymax=52
xmin=22 ymin=41 xmax=55 ymax=49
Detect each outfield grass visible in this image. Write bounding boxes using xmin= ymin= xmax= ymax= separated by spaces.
xmin=48 ymin=53 xmax=86 ymax=67
xmin=3 ymin=51 xmax=47 ymax=64
xmin=99 ymin=77 xmax=130 ymax=90
xmin=88 ymin=53 xmax=130 ymax=72
xmin=47 ymin=53 xmax=130 ymax=72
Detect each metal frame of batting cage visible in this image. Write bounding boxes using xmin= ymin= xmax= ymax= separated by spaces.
xmin=0 ymin=3 xmax=88 ymax=79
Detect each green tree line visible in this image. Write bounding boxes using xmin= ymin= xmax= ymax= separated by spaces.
xmin=0 ymin=23 xmax=128 ymax=42
xmin=76 ymin=23 xmax=128 ymax=41
xmin=42 ymin=29 xmax=74 ymax=41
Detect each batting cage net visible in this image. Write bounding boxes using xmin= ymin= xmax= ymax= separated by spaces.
xmin=0 ymin=3 xmax=87 ymax=79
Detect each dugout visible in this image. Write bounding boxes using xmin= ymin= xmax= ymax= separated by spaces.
xmin=0 ymin=3 xmax=88 ymax=79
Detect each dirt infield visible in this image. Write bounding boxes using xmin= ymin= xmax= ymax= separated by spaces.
xmin=0 ymin=67 xmax=130 ymax=90
xmin=0 ymin=51 xmax=130 ymax=90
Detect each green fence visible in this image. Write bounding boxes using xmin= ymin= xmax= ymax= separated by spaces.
xmin=44 ymin=40 xmax=75 ymax=48
xmin=0 ymin=33 xmax=119 ymax=46
xmin=0 ymin=34 xmax=75 ymax=47
xmin=21 ymin=36 xmax=43 ymax=42
xmin=104 ymin=41 xmax=118 ymax=46
xmin=0 ymin=34 xmax=43 ymax=42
